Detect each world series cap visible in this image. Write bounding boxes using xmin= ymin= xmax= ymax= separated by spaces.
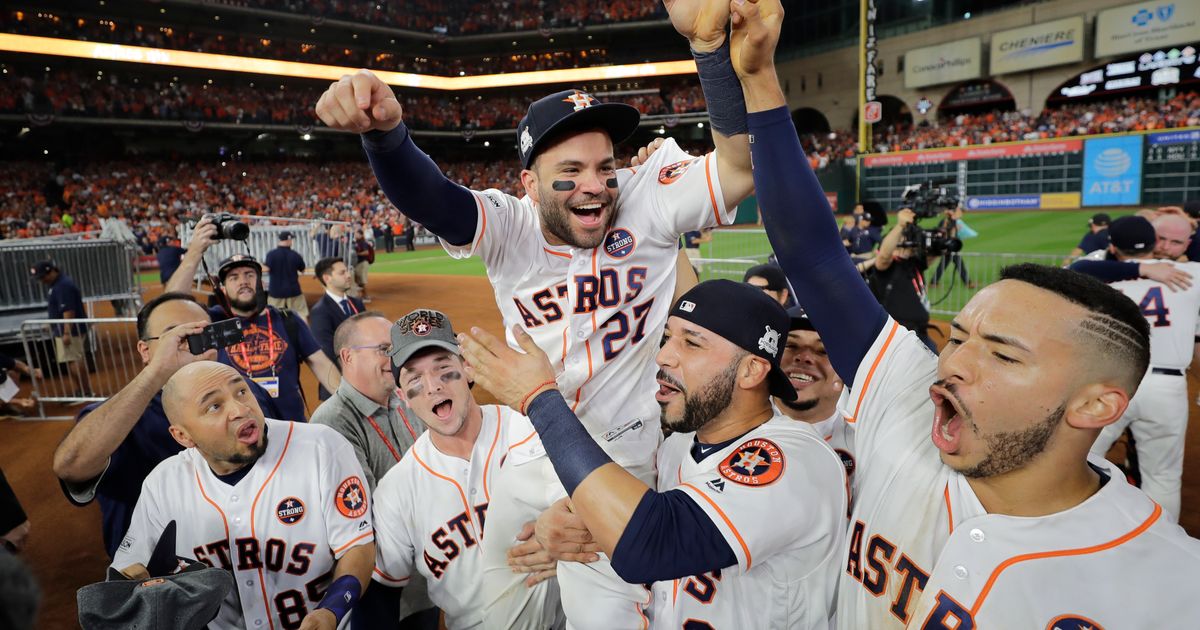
xmin=516 ymin=89 xmax=641 ymax=169
xmin=669 ymin=279 xmax=797 ymax=401
xmin=389 ymin=308 xmax=460 ymax=371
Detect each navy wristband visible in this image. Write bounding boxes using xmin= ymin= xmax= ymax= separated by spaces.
xmin=361 ymin=124 xmax=410 ymax=153
xmin=526 ymin=389 xmax=613 ymax=495
xmin=317 ymin=575 xmax=362 ymax=624
xmin=693 ymin=41 xmax=748 ymax=137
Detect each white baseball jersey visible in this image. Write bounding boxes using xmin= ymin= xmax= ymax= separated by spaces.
xmin=1110 ymin=260 xmax=1200 ymax=370
xmin=811 ymin=409 xmax=858 ymax=502
xmin=649 ymin=416 xmax=846 ymax=629
xmin=838 ymin=318 xmax=1200 ymax=628
xmin=372 ymin=405 xmax=512 ymax=630
xmin=444 ymin=138 xmax=733 ymax=471
xmin=113 ymin=420 xmax=375 ymax=630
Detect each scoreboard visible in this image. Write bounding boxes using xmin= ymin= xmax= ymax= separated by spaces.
xmin=1143 ymin=129 xmax=1200 ymax=204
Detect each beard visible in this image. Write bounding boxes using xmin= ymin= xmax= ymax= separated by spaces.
xmin=782 ymin=396 xmax=819 ymax=412
xmin=659 ymin=363 xmax=739 ymax=434
xmin=537 ymin=186 xmax=615 ymax=250
xmin=224 ymin=431 xmax=268 ymax=468
xmin=957 ymin=403 xmax=1065 ymax=478
xmin=228 ymin=291 xmax=258 ymax=312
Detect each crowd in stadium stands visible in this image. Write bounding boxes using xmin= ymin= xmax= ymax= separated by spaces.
xmin=0 ymin=69 xmax=706 ymax=128
xmin=2 ymin=10 xmax=616 ymax=76
xmin=871 ymin=91 xmax=1200 ymax=152
xmin=206 ymin=0 xmax=667 ymax=35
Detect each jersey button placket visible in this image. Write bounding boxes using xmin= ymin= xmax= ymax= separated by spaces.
xmin=953 ymin=565 xmax=969 ymax=580
xmin=968 ymin=528 xmax=985 ymax=543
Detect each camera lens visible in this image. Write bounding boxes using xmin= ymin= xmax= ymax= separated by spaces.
xmin=222 ymin=222 xmax=250 ymax=241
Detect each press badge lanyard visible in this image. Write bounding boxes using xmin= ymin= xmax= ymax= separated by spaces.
xmin=343 ymin=390 xmax=418 ymax=463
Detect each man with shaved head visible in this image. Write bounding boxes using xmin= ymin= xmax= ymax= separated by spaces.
xmin=1153 ymin=213 xmax=1194 ymax=261
xmin=735 ymin=4 xmax=1200 ymax=626
xmin=113 ymin=361 xmax=376 ymax=630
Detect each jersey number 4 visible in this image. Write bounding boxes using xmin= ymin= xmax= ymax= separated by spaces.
xmin=1138 ymin=286 xmax=1171 ymax=327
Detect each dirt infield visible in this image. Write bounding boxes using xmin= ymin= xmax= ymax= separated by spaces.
xmin=4 ymin=272 xmax=1200 ymax=628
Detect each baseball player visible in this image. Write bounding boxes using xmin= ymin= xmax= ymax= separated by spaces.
xmin=1070 ymin=215 xmax=1200 ymax=522
xmin=315 ymin=3 xmax=759 ymax=624
xmin=776 ymin=306 xmax=856 ymax=497
xmin=459 ymin=279 xmax=847 ymax=629
xmin=112 ymin=361 xmax=375 ymax=630
xmin=367 ymin=310 xmax=563 ymax=630
xmin=737 ymin=1 xmax=1200 ymax=626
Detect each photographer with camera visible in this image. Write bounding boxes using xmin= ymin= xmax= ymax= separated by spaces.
xmin=166 ymin=215 xmax=342 ymax=422
xmin=930 ymin=206 xmax=975 ymax=289
xmin=52 ymin=292 xmax=284 ymax=558
xmin=863 ymin=208 xmax=937 ymax=352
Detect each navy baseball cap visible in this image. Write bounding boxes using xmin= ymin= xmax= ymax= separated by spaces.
xmin=516 ymin=89 xmax=641 ymax=169
xmin=669 ymin=280 xmax=796 ymax=401
xmin=743 ymin=264 xmax=788 ymax=292
xmin=216 ymin=254 xmax=262 ymax=282
xmin=389 ymin=309 xmax=460 ymax=371
xmin=1109 ymin=216 xmax=1156 ymax=253
xmin=1090 ymin=212 xmax=1112 ymax=226
xmin=30 ymin=260 xmax=57 ymax=279
xmin=787 ymin=305 xmax=815 ymax=332
xmin=278 ymin=231 xmax=294 ymax=241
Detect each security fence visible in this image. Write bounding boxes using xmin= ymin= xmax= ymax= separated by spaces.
xmin=19 ymin=317 xmax=141 ymax=419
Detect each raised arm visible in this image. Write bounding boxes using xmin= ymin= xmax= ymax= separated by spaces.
xmin=665 ymin=0 xmax=754 ymax=210
xmin=732 ymin=0 xmax=885 ymax=384
xmin=315 ymin=70 xmax=477 ymax=246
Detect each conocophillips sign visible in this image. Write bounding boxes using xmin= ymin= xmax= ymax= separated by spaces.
xmin=990 ymin=16 xmax=1085 ymax=74
xmin=904 ymin=37 xmax=982 ymax=89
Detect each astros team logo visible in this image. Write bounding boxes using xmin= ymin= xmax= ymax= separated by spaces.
xmin=658 ymin=158 xmax=699 ymax=185
xmin=228 ymin=324 xmax=288 ymax=373
xmin=563 ymin=90 xmax=597 ymax=111
xmin=603 ymin=228 xmax=637 ymax=259
xmin=335 ymin=476 xmax=368 ymax=518
xmin=718 ymin=438 xmax=785 ymax=486
xmin=276 ymin=496 xmax=306 ymax=525
xmin=1046 ymin=615 xmax=1105 ymax=630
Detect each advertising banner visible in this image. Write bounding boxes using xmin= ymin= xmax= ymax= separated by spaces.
xmin=862 ymin=139 xmax=1082 ymax=167
xmin=904 ymin=37 xmax=982 ymax=89
xmin=1082 ymin=136 xmax=1144 ymax=206
xmin=1096 ymin=1 xmax=1200 ymax=57
xmin=990 ymin=16 xmax=1085 ymax=75
xmin=964 ymin=192 xmax=1082 ymax=211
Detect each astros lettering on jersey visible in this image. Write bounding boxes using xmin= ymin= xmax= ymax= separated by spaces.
xmin=113 ymin=420 xmax=375 ymax=629
xmin=651 ymin=416 xmax=846 ymax=628
xmin=443 ymin=138 xmax=732 ymax=469
xmin=372 ymin=405 xmax=513 ymax=630
xmin=837 ymin=318 xmax=1200 ymax=628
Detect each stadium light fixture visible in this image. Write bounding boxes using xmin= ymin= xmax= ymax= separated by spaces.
xmin=0 ymin=34 xmax=697 ymax=90
xmin=302 ymin=133 xmax=312 ymax=141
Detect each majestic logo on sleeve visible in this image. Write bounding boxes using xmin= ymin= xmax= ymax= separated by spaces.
xmin=335 ymin=476 xmax=368 ymax=518
xmin=276 ymin=497 xmax=306 ymax=525
xmin=718 ymin=438 xmax=785 ymax=486
xmin=603 ymin=228 xmax=637 ymax=259
xmin=658 ymin=158 xmax=699 ymax=185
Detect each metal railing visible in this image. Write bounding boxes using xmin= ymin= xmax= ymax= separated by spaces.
xmin=0 ymin=239 xmax=140 ymax=310
xmin=177 ymin=215 xmax=354 ymax=288
xmin=20 ymin=317 xmax=141 ymax=420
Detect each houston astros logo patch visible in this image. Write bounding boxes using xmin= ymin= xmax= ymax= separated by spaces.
xmin=718 ymin=439 xmax=785 ymax=486
xmin=335 ymin=476 xmax=368 ymax=518
xmin=1046 ymin=615 xmax=1105 ymax=630
xmin=276 ymin=497 xmax=306 ymax=525
xmin=603 ymin=228 xmax=636 ymax=259
xmin=658 ymin=158 xmax=699 ymax=185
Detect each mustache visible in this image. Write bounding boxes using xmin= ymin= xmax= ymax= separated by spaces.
xmin=932 ymin=379 xmax=971 ymax=419
xmin=656 ymin=369 xmax=686 ymax=393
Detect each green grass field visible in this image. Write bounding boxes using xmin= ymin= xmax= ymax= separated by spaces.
xmin=138 ymin=209 xmax=1136 ymax=288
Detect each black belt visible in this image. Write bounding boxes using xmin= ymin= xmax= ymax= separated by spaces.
xmin=1152 ymin=368 xmax=1183 ymax=376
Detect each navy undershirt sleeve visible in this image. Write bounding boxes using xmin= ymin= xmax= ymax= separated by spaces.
xmin=525 ymin=390 xmax=614 ymax=495
xmin=1069 ymin=259 xmax=1141 ymax=283
xmin=362 ymin=125 xmax=478 ymax=246
xmin=747 ymin=107 xmax=886 ymax=384
xmin=610 ymin=489 xmax=738 ymax=584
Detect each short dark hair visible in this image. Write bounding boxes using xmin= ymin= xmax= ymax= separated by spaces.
xmin=1000 ymin=264 xmax=1150 ymax=391
xmin=137 ymin=292 xmax=200 ymax=340
xmin=314 ymin=257 xmax=343 ymax=286
xmin=333 ymin=311 xmax=388 ymax=356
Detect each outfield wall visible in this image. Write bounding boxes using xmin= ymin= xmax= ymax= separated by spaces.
xmin=859 ymin=127 xmax=1200 ymax=211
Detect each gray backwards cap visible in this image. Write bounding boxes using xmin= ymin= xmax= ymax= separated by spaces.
xmin=388 ymin=309 xmax=460 ymax=370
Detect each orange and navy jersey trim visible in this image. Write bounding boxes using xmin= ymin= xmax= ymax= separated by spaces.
xmin=848 ymin=320 xmax=900 ymax=424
